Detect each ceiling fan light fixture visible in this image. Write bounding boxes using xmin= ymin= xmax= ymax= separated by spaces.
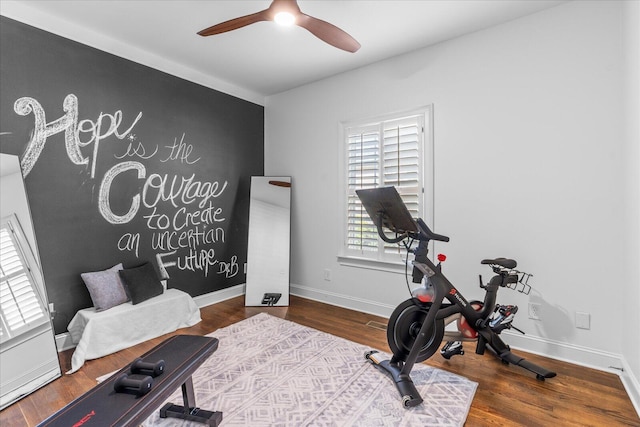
xmin=274 ymin=11 xmax=296 ymax=26
xmin=198 ymin=0 xmax=360 ymax=53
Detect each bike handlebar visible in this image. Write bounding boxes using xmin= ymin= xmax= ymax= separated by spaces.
xmin=375 ymin=215 xmax=408 ymax=244
xmin=375 ymin=215 xmax=450 ymax=244
xmin=415 ymin=218 xmax=450 ymax=243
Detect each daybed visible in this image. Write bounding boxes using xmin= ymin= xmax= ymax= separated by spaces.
xmin=66 ymin=288 xmax=200 ymax=373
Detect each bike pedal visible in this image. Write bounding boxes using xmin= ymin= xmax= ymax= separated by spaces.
xmin=440 ymin=341 xmax=464 ymax=359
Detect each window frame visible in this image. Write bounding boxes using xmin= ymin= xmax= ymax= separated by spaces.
xmin=0 ymin=214 xmax=49 ymax=345
xmin=338 ymin=105 xmax=435 ymax=273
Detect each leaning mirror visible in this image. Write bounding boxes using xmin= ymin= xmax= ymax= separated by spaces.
xmin=245 ymin=176 xmax=291 ymax=306
xmin=0 ymin=153 xmax=61 ymax=410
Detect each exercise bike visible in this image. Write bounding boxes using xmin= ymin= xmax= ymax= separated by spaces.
xmin=356 ymin=186 xmax=556 ymax=408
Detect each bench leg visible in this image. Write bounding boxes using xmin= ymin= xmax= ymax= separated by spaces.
xmin=159 ymin=377 xmax=223 ymax=426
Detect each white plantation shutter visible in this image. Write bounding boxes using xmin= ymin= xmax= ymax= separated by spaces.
xmin=347 ymin=126 xmax=380 ymax=253
xmin=345 ymin=111 xmax=427 ymax=262
xmin=0 ymin=218 xmax=47 ymax=342
xmin=381 ymin=117 xmax=422 ymax=256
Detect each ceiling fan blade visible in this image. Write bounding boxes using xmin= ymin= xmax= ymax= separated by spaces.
xmin=198 ymin=10 xmax=270 ymax=36
xmin=197 ymin=0 xmax=361 ymax=53
xmin=296 ymin=14 xmax=360 ymax=53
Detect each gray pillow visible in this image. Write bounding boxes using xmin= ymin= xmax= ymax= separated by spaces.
xmin=81 ymin=263 xmax=129 ymax=311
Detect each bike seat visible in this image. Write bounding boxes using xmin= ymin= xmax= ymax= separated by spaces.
xmin=481 ymin=258 xmax=517 ymax=269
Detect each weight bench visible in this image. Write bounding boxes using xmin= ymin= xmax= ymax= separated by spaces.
xmin=39 ymin=335 xmax=222 ymax=426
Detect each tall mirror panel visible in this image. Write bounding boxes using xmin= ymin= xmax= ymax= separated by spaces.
xmin=245 ymin=177 xmax=291 ymax=306
xmin=0 ymin=153 xmax=61 ymax=410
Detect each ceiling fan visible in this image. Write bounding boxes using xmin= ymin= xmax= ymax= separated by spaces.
xmin=197 ymin=0 xmax=361 ymax=53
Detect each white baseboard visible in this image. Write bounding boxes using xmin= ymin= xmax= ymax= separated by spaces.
xmin=55 ymin=333 xmax=74 ymax=352
xmin=192 ymin=283 xmax=246 ymax=308
xmin=501 ymin=329 xmax=640 ymax=416
xmin=620 ymin=356 xmax=640 ymax=417
xmin=500 ymin=330 xmax=625 ymax=373
xmin=0 ymin=366 xmax=60 ymax=410
xmin=290 ymin=283 xmax=396 ymax=318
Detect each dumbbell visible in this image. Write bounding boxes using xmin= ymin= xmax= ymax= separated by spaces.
xmin=113 ymin=373 xmax=153 ymax=396
xmin=131 ymin=358 xmax=165 ymax=377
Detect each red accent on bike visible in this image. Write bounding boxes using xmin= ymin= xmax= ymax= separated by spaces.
xmin=416 ymin=294 xmax=433 ymax=303
xmin=449 ymin=289 xmax=457 ymax=295
xmin=457 ymin=302 xmax=483 ymax=338
xmin=437 ymin=254 xmax=447 ymax=262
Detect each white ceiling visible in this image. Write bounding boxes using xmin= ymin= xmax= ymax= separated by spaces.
xmin=0 ymin=0 xmax=567 ymax=103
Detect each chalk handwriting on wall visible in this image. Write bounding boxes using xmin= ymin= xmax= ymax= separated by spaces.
xmin=15 ymin=94 xmax=142 ymax=178
xmin=12 ymin=94 xmax=238 ymax=281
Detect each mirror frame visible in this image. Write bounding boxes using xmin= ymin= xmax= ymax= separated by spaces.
xmin=0 ymin=152 xmax=61 ymax=410
xmin=245 ymin=176 xmax=291 ymax=306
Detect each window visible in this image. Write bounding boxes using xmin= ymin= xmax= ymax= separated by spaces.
xmin=0 ymin=215 xmax=47 ymax=343
xmin=340 ymin=106 xmax=433 ymax=269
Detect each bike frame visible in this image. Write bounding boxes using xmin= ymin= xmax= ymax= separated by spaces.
xmin=358 ymin=186 xmax=555 ymax=407
xmin=394 ymin=241 xmax=512 ymax=376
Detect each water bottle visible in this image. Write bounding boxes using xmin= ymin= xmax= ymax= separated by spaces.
xmin=412 ymin=277 xmax=435 ymax=302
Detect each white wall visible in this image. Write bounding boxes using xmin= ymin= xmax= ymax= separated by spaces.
xmin=622 ymin=0 xmax=640 ymax=412
xmin=266 ymin=0 xmax=634 ymax=380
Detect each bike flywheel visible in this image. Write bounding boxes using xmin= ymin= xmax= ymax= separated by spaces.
xmin=387 ymin=298 xmax=444 ymax=363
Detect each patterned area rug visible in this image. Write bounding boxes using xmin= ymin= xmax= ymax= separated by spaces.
xmin=142 ymin=313 xmax=477 ymax=426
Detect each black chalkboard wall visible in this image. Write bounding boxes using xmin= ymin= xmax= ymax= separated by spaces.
xmin=0 ymin=17 xmax=264 ymax=334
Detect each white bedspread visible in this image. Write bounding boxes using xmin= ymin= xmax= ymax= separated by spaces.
xmin=66 ymin=288 xmax=201 ymax=374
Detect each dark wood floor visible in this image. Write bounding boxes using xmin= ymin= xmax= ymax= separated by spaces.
xmin=1 ymin=295 xmax=638 ymax=426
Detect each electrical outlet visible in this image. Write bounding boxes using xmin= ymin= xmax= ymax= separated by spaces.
xmin=576 ymin=312 xmax=590 ymax=330
xmin=323 ymin=269 xmax=332 ymax=281
xmin=49 ymin=302 xmax=54 ymax=313
xmin=528 ymin=302 xmax=541 ymax=320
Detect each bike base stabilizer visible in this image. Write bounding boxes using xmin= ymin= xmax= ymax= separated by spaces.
xmin=498 ymin=350 xmax=557 ymax=380
xmin=364 ymin=351 xmax=423 ymax=408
